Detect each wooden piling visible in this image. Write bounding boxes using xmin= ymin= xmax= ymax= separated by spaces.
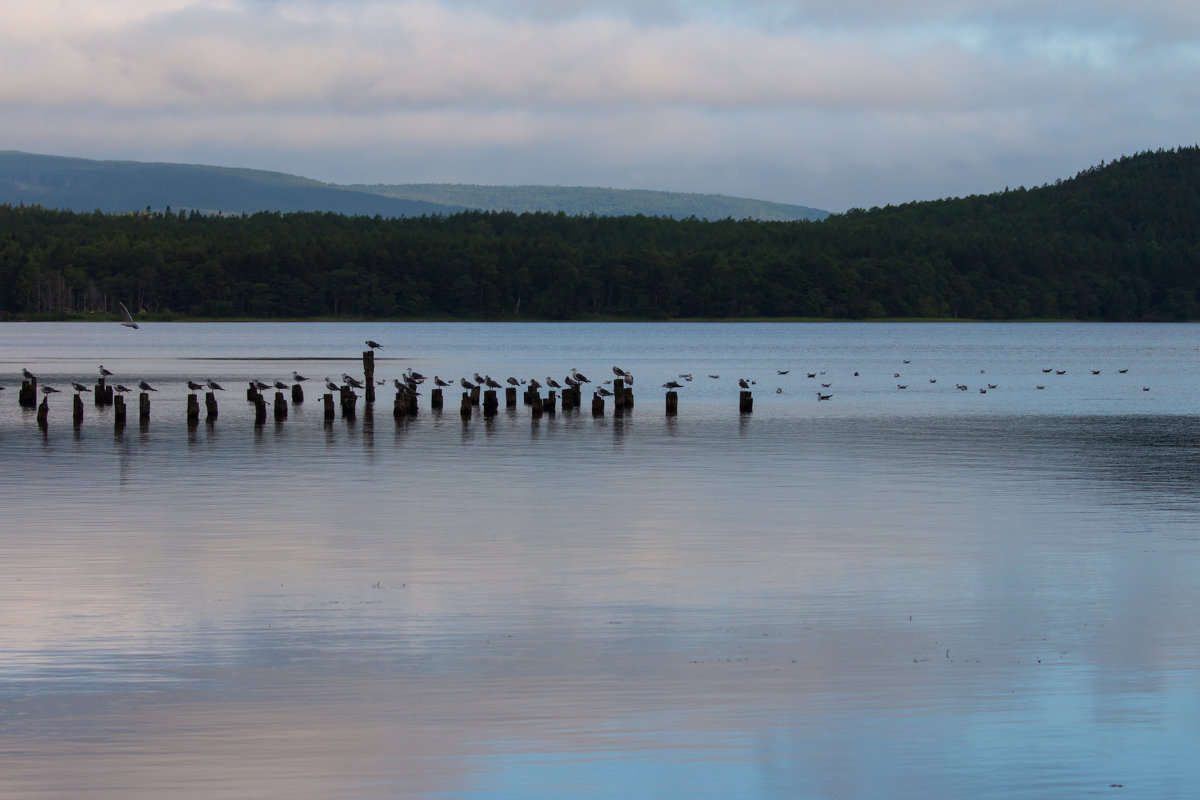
xmin=431 ymin=387 xmax=443 ymax=410
xmin=246 ymin=382 xmax=259 ymax=402
xmin=114 ymin=395 xmax=127 ymax=429
xmin=19 ymin=378 xmax=37 ymax=408
xmin=531 ymin=393 xmax=543 ymax=416
xmin=544 ymin=391 xmax=557 ymax=414
xmin=505 ymin=386 xmax=517 ymax=407
xmin=460 ymin=391 xmax=472 ymax=418
xmin=95 ymin=378 xmax=112 ymax=406
xmin=363 ymin=350 xmax=375 ymax=404
xmin=470 ymin=385 xmax=481 ymax=406
xmin=139 ymin=392 xmax=151 ymax=422
xmin=253 ymin=394 xmax=267 ymax=424
xmin=323 ymin=393 xmax=335 ymax=422
xmin=612 ymin=379 xmax=625 ymax=411
xmin=665 ymin=390 xmax=678 ymax=416
xmin=205 ymin=391 xmax=219 ymax=421
xmin=36 ymin=397 xmax=48 ymax=427
xmin=624 ymin=387 xmax=634 ymax=410
xmin=291 ymin=383 xmax=304 ymax=404
xmin=187 ymin=393 xmax=200 ymax=425
xmin=592 ymin=392 xmax=604 ymax=417
xmin=483 ymin=389 xmax=499 ymax=417
xmin=339 ymin=386 xmax=357 ymax=418
xmin=73 ymin=393 xmax=84 ymax=426
xmin=274 ymin=391 xmax=288 ymax=420
xmin=523 ymin=386 xmax=536 ymax=405
xmin=740 ymin=390 xmax=753 ymax=413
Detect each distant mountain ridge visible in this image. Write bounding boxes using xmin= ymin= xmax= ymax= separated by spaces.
xmin=0 ymin=151 xmax=828 ymax=221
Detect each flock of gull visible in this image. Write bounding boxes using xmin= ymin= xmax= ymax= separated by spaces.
xmin=6 ymin=338 xmax=1152 ymax=407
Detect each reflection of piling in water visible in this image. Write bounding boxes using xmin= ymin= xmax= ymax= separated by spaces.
xmin=323 ymin=393 xmax=335 ymax=422
xmin=187 ymin=393 xmax=200 ymax=426
xmin=431 ymin=388 xmax=443 ymax=410
xmin=139 ymin=392 xmax=151 ymax=422
xmin=114 ymin=395 xmax=127 ymax=430
xmin=665 ymin=390 xmax=678 ymax=416
xmin=291 ymin=383 xmax=304 ymax=404
xmin=363 ymin=350 xmax=375 ymax=404
xmin=205 ymin=391 xmax=219 ymax=421
xmin=740 ymin=390 xmax=753 ymax=413
xmin=274 ymin=391 xmax=288 ymax=420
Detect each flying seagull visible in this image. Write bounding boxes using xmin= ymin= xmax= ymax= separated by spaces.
xmin=119 ymin=301 xmax=139 ymax=329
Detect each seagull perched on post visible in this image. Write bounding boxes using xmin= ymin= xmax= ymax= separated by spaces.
xmin=292 ymin=371 xmax=308 ymax=383
xmin=187 ymin=380 xmax=205 ymax=391
xmin=119 ymin=301 xmax=139 ymax=329
xmin=571 ymin=368 xmax=590 ymax=384
xmin=433 ymin=376 xmax=452 ymax=387
xmin=365 ymin=340 xmax=383 ymax=350
xmin=341 ymin=374 xmax=365 ymax=389
xmin=460 ymin=377 xmax=476 ymax=391
xmin=545 ymin=377 xmax=562 ymax=389
xmin=22 ymin=368 xmax=35 ymax=380
xmin=114 ymin=385 xmax=133 ymax=394
xmin=99 ymin=365 xmax=114 ymax=377
xmin=325 ymin=377 xmax=339 ymax=392
xmin=71 ymin=381 xmax=89 ymax=393
xmin=138 ymin=380 xmax=157 ymax=392
xmin=206 ymin=379 xmax=225 ymax=391
xmin=738 ymin=378 xmax=750 ymax=389
xmin=41 ymin=385 xmax=61 ymax=395
xmin=663 ymin=380 xmax=683 ymax=389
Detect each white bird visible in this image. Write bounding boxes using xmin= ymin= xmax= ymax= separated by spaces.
xmin=571 ymin=368 xmax=590 ymax=383
xmin=325 ymin=378 xmax=339 ymax=392
xmin=292 ymin=371 xmax=308 ymax=382
xmin=99 ymin=365 xmax=114 ymax=377
xmin=484 ymin=375 xmax=503 ymax=389
xmin=406 ymin=368 xmax=427 ymax=382
xmin=597 ymin=387 xmax=614 ymax=397
xmin=114 ymin=384 xmax=132 ymax=394
xmin=206 ymin=379 xmax=225 ymax=391
xmin=341 ymin=374 xmax=364 ymax=389
xmin=119 ymin=301 xmax=139 ymax=329
xmin=545 ymin=377 xmax=562 ymax=389
xmin=251 ymin=380 xmax=271 ymax=391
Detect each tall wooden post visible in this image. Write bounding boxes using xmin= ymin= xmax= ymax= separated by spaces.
xmin=205 ymin=391 xmax=219 ymax=421
xmin=114 ymin=395 xmax=127 ymax=429
xmin=470 ymin=385 xmax=481 ymax=406
xmin=274 ymin=391 xmax=288 ymax=420
xmin=139 ymin=392 xmax=151 ymax=422
xmin=531 ymin=394 xmax=543 ymax=417
xmin=739 ymin=390 xmax=753 ymax=413
xmin=339 ymin=386 xmax=357 ymax=418
xmin=665 ymin=391 xmax=678 ymax=416
xmin=544 ymin=391 xmax=557 ymax=414
xmin=592 ymin=392 xmax=604 ymax=417
xmin=253 ymin=394 xmax=267 ymax=424
xmin=73 ymin=393 xmax=84 ymax=426
xmin=187 ymin=393 xmax=200 ymax=426
xmin=323 ymin=393 xmax=335 ymax=422
xmin=431 ymin=388 xmax=443 ymax=410
xmin=363 ymin=351 xmax=375 ymax=404
xmin=291 ymin=383 xmax=304 ymax=404
xmin=19 ymin=378 xmax=37 ymax=408
xmin=460 ymin=391 xmax=472 ymax=418
xmin=483 ymin=389 xmax=499 ymax=417
xmin=505 ymin=387 xmax=517 ymax=407
xmin=36 ymin=397 xmax=49 ymax=427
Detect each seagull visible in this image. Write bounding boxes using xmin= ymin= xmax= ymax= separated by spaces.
xmin=817 ymin=392 xmax=832 ymax=401
xmin=1036 ymin=385 xmax=1045 ymax=390
xmin=622 ymin=372 xmax=634 ymax=385
xmin=1119 ymin=369 xmax=1129 ymax=374
xmin=612 ymin=366 xmax=627 ymax=377
xmin=434 ymin=376 xmax=452 ymax=387
xmin=708 ymin=374 xmax=720 ymax=379
xmin=821 ymin=383 xmax=832 ymax=388
xmin=571 ymin=368 xmax=590 ymax=383
xmin=292 ymin=371 xmax=308 ymax=383
xmin=679 ymin=373 xmax=693 ymax=382
xmin=1056 ymin=370 xmax=1066 ymax=375
xmin=807 ymin=373 xmax=816 ymax=378
xmin=114 ymin=384 xmax=133 ymax=394
xmin=564 ymin=375 xmax=580 ymax=387
xmin=776 ymin=387 xmax=783 ymax=393
xmin=187 ymin=380 xmax=206 ymax=391
xmin=273 ymin=380 xmax=289 ymax=390
xmin=987 ymin=383 xmax=997 ymax=389
xmin=528 ymin=378 xmax=542 ymax=390
xmin=473 ymin=372 xmax=486 ymax=384
xmin=1142 ymin=386 xmax=1150 ymax=391
xmin=506 ymin=377 xmax=520 ymax=386
xmin=41 ymin=385 xmax=61 ymax=395
xmin=325 ymin=377 xmax=339 ymax=392
xmin=738 ymin=378 xmax=750 ymax=389
xmin=99 ymin=365 xmax=114 ymax=377
xmin=459 ymin=377 xmax=476 ymax=390
xmin=138 ymin=380 xmax=157 ymax=392
xmin=252 ymin=380 xmax=272 ymax=391
xmin=597 ymin=387 xmax=614 ymax=397
xmin=341 ymin=374 xmax=364 ymax=389
xmin=777 ymin=370 xmax=790 ymax=375
xmin=71 ymin=381 xmax=89 ymax=393
xmin=663 ymin=380 xmax=683 ymax=389
xmin=22 ymin=368 xmax=35 ymax=380
xmin=206 ymin=379 xmax=225 ymax=391
xmin=897 ymin=384 xmax=908 ymax=389
xmin=119 ymin=301 xmax=139 ymax=329
xmin=406 ymin=369 xmax=427 ymax=383
xmin=484 ymin=375 xmax=503 ymax=389
xmin=365 ymin=340 xmax=383 ymax=350
xmin=1092 ymin=370 xmax=1100 ymax=375
xmin=545 ymin=377 xmax=562 ymax=389
xmin=929 ymin=379 xmax=937 ymax=383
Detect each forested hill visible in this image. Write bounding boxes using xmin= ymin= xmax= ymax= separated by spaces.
xmin=349 ymin=183 xmax=828 ymax=221
xmin=1 ymin=147 xmax=1198 ymax=321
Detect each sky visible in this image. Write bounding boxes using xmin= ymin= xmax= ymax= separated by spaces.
xmin=1 ymin=0 xmax=1198 ymax=212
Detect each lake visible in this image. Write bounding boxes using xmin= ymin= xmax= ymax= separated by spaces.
xmin=2 ymin=322 xmax=1199 ymax=799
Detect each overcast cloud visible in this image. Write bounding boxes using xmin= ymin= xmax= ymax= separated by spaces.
xmin=1 ymin=0 xmax=1196 ymax=211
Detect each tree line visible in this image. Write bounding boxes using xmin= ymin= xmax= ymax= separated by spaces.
xmin=2 ymin=147 xmax=1198 ymax=321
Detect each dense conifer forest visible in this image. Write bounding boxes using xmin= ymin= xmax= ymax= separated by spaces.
xmin=2 ymin=147 xmax=1198 ymax=321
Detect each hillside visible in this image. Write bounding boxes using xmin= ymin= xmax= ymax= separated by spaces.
xmin=1 ymin=147 xmax=1197 ymax=321
xmin=0 ymin=151 xmax=827 ymax=221
xmin=352 ymin=183 xmax=829 ymax=221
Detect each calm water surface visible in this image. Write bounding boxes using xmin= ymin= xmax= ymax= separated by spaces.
xmin=2 ymin=323 xmax=1199 ymax=799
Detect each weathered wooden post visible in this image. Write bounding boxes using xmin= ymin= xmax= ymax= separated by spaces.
xmin=470 ymin=385 xmax=481 ymax=406
xmin=531 ymin=393 xmax=543 ymax=417
xmin=339 ymin=386 xmax=357 ymax=418
xmin=187 ymin=394 xmax=200 ymax=426
xmin=560 ymin=387 xmax=573 ymax=411
xmin=253 ymin=394 xmax=267 ymax=425
xmin=36 ymin=397 xmax=49 ymax=427
xmin=740 ymin=390 xmax=753 ymax=413
xmin=431 ymin=388 xmax=443 ymax=410
xmin=544 ymin=390 xmax=557 ymax=414
xmin=246 ymin=382 xmax=259 ymax=402
xmin=571 ymin=385 xmax=583 ymax=409
xmin=612 ymin=379 xmax=625 ymax=413
xmin=483 ymin=389 xmax=499 ymax=417
xmin=460 ymin=391 xmax=472 ymax=418
xmin=274 ymin=391 xmax=288 ymax=420
xmin=523 ymin=386 xmax=535 ymax=405
xmin=393 ymin=391 xmax=405 ymax=419
xmin=205 ymin=391 xmax=219 ymax=421
xmin=592 ymin=392 xmax=604 ymax=417
xmin=624 ymin=385 xmax=634 ymax=410
xmin=665 ymin=390 xmax=678 ymax=416
xmin=291 ymin=383 xmax=304 ymax=404
xmin=139 ymin=392 xmax=151 ymax=422
xmin=95 ymin=377 xmax=111 ymax=406
xmin=114 ymin=395 xmax=127 ymax=429
xmin=73 ymin=393 xmax=84 ymax=426
xmin=363 ymin=350 xmax=375 ymax=404
xmin=19 ymin=377 xmax=37 ymax=408
xmin=505 ymin=386 xmax=517 ymax=407
xmin=322 ymin=393 xmax=335 ymax=422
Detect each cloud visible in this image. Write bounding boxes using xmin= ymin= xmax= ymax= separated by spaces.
xmin=0 ymin=0 xmax=1197 ymax=210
